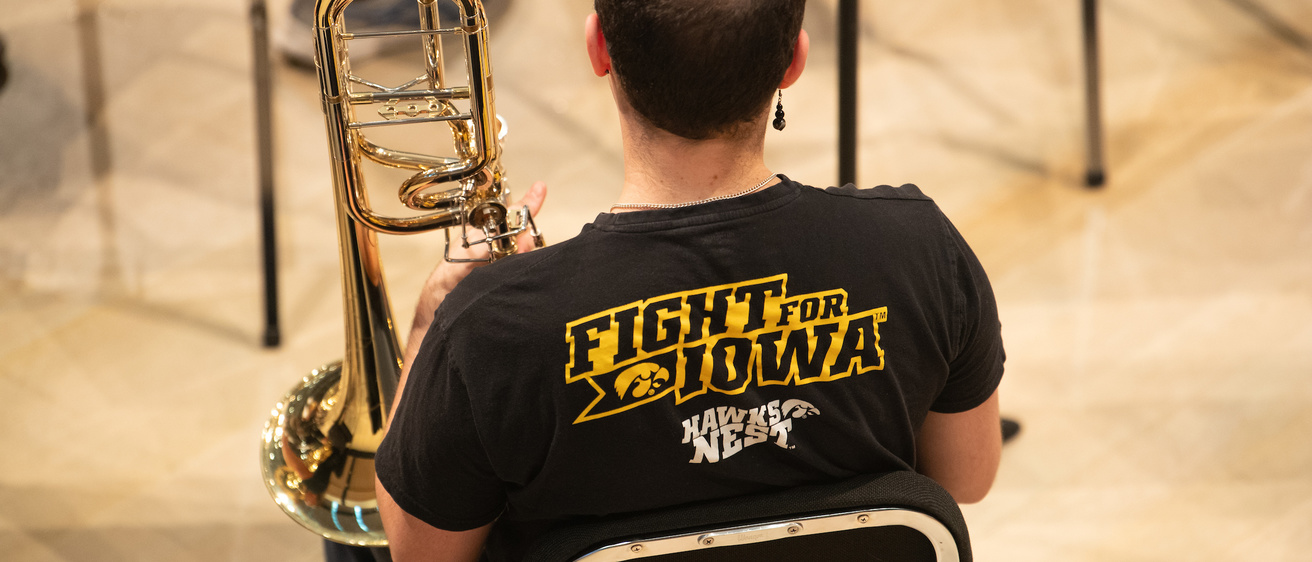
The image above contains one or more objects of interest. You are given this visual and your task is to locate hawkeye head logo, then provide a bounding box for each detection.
[615,362,670,399]
[784,400,820,419]
[565,275,887,423]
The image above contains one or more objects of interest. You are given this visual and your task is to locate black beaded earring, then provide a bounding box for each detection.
[772,90,786,131]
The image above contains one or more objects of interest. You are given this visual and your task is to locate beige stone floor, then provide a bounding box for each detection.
[2,0,1310,560]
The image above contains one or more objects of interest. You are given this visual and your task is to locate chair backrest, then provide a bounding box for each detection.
[522,471,971,562]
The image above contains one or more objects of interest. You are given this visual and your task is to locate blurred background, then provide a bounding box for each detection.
[1,0,1309,560]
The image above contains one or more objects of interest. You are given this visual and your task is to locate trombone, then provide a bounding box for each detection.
[260,0,537,546]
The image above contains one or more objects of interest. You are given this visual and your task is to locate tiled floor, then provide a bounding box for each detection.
[2,0,1310,560]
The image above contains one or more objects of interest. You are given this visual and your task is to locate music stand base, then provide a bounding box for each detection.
[263,328,281,348]
[1085,169,1106,188]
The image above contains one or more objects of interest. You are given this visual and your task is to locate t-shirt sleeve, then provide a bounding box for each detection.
[375,325,507,531]
[930,214,1005,413]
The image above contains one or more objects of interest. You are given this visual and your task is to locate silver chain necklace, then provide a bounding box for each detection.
[609,173,779,211]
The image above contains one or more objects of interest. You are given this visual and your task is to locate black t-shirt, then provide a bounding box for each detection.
[376,176,1004,560]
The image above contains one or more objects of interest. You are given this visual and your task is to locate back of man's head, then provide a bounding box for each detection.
[595,0,806,141]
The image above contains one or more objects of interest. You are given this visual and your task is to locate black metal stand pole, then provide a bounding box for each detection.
[838,0,858,187]
[252,0,281,347]
[1082,0,1106,188]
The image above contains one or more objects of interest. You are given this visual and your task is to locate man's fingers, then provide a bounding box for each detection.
[512,181,548,251]
[443,181,547,262]
[515,181,547,216]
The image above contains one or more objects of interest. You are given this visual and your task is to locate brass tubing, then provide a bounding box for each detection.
[349,112,473,128]
[348,86,470,103]
[357,136,460,171]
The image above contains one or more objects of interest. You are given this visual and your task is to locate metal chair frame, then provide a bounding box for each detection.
[573,506,960,562]
[523,471,970,562]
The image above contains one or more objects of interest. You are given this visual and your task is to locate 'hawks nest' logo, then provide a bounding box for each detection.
[565,275,887,423]
[681,399,820,464]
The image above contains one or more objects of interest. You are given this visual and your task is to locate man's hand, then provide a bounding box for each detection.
[412,181,549,323]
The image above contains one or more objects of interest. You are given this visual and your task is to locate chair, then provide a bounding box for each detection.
[523,471,971,562]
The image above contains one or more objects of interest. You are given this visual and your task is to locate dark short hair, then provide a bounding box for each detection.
[595,0,806,140]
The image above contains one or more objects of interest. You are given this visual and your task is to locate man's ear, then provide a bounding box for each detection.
[584,13,611,77]
[779,29,810,89]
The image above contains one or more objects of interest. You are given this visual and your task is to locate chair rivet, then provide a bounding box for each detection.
[857,514,870,524]
[701,537,715,546]
[630,544,644,553]
[786,523,802,534]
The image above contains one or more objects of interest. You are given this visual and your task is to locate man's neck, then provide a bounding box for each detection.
[612,118,775,210]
